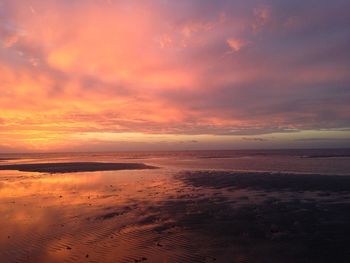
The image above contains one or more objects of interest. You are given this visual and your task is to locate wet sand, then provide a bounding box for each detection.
[1,165,350,262]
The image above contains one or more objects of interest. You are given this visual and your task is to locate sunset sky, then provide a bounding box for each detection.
[1,0,350,152]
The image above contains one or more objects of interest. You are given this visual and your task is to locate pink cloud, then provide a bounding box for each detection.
[226,38,248,52]
[0,0,349,151]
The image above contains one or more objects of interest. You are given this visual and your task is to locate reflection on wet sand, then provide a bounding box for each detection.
[0,168,183,262]
[1,166,350,262]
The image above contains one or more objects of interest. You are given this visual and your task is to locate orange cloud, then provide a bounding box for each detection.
[0,0,349,151]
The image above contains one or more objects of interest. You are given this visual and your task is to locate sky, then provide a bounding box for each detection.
[0,0,350,152]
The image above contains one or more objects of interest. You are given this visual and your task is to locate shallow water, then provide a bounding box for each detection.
[1,150,350,262]
[2,149,350,174]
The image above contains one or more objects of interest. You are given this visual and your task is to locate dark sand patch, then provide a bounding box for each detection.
[158,170,350,262]
[177,170,350,192]
[0,162,157,173]
[94,206,133,220]
[302,154,350,158]
[126,196,350,262]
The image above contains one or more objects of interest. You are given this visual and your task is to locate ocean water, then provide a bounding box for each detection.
[1,148,350,174]
[1,149,350,262]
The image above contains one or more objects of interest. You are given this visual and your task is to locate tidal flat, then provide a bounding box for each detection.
[1,160,350,262]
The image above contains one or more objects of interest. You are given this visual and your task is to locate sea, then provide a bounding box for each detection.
[1,148,350,174]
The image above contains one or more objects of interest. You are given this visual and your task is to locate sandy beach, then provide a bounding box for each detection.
[1,155,350,262]
[0,162,157,173]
